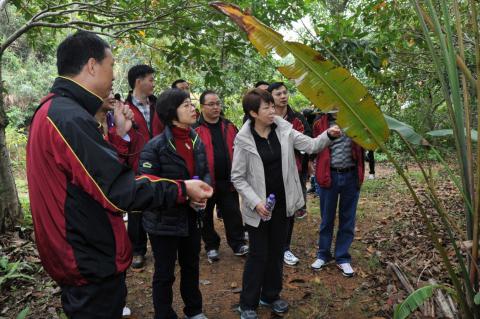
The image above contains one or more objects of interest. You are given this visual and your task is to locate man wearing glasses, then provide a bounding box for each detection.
[194,90,248,262]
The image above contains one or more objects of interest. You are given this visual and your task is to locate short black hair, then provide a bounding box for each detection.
[155,89,190,126]
[242,89,274,121]
[171,79,187,88]
[57,31,110,76]
[199,90,217,105]
[267,82,287,93]
[128,64,155,89]
[254,81,269,88]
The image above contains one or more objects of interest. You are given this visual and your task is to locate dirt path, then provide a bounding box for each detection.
[125,165,397,319]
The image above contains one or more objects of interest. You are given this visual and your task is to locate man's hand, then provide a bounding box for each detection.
[255,202,271,219]
[184,179,213,203]
[327,125,342,138]
[113,101,134,137]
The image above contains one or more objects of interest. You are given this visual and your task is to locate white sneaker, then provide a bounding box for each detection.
[283,250,299,265]
[337,263,355,277]
[311,258,326,270]
[368,174,375,180]
[122,306,131,317]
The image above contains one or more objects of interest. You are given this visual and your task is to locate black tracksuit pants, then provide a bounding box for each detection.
[240,203,288,310]
[127,212,148,256]
[61,273,127,319]
[201,183,246,252]
[149,214,202,319]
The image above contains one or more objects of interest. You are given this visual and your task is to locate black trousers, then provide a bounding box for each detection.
[240,204,288,310]
[127,212,147,256]
[149,215,202,319]
[367,151,375,175]
[61,273,126,319]
[201,183,245,252]
[285,170,307,251]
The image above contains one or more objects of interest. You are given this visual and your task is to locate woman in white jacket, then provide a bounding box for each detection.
[231,89,341,319]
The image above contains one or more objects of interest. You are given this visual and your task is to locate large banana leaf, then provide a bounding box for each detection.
[385,115,430,146]
[427,129,478,142]
[210,2,389,150]
[394,284,456,319]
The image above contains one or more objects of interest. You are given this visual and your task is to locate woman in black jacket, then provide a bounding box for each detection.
[139,88,210,319]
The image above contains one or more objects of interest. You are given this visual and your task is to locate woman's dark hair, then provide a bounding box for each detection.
[57,31,110,76]
[127,64,155,89]
[242,88,274,120]
[199,90,217,105]
[155,89,190,126]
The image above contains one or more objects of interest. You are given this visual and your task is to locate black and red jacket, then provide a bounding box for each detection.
[313,114,365,188]
[194,114,237,187]
[283,105,311,172]
[123,94,164,172]
[26,77,186,286]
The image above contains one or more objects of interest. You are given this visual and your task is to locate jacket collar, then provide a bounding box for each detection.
[50,77,103,116]
[235,116,292,154]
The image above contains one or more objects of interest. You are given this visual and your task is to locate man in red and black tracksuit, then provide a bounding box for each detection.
[123,64,165,270]
[26,31,212,319]
[194,90,248,262]
[268,82,311,267]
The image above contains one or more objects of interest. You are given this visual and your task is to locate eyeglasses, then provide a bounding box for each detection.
[203,102,222,108]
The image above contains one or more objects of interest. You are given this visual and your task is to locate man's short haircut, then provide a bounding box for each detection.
[57,31,110,76]
[267,82,287,93]
[155,89,190,126]
[127,65,155,90]
[171,79,187,88]
[242,89,274,121]
[254,81,270,88]
[199,90,217,105]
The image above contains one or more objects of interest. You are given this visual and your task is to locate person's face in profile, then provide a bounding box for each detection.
[137,73,155,96]
[91,48,114,99]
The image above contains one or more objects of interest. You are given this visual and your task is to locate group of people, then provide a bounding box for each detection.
[26,31,367,319]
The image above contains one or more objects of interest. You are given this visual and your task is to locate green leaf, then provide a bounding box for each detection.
[394,285,441,319]
[474,292,480,305]
[16,307,29,319]
[210,2,389,150]
[427,129,478,142]
[384,115,430,146]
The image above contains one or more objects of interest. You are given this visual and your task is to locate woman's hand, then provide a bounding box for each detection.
[184,179,213,202]
[255,202,271,219]
[327,125,342,138]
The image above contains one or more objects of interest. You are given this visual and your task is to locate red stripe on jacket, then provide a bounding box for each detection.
[313,115,365,188]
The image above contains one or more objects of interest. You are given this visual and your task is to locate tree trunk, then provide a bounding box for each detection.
[0,52,23,233]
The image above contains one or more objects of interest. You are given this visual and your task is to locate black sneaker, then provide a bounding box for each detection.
[237,307,258,319]
[234,245,249,256]
[259,299,289,314]
[206,249,219,263]
[131,255,145,270]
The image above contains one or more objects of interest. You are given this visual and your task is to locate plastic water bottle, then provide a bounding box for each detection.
[263,194,276,221]
[191,176,205,214]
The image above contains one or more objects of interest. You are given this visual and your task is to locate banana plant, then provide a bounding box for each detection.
[210,1,479,317]
[210,1,389,151]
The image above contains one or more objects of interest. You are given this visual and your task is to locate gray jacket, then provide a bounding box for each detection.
[231,116,331,227]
